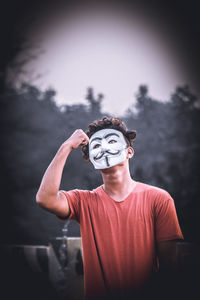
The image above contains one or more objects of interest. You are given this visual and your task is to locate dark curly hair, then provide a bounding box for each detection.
[82,116,137,161]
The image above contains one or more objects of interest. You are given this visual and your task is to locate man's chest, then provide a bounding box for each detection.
[83,196,155,233]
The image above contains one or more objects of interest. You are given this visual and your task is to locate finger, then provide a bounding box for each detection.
[82,135,89,143]
[80,138,88,146]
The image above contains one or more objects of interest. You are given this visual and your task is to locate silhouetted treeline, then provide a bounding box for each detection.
[0,83,200,245]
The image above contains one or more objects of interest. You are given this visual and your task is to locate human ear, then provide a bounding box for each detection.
[126,147,134,159]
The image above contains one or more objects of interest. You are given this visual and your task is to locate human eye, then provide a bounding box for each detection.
[108,139,117,144]
[93,143,101,149]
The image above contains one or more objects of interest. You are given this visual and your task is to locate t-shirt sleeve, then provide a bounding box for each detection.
[154,192,184,242]
[59,189,81,223]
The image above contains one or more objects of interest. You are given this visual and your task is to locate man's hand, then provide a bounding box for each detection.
[64,129,89,150]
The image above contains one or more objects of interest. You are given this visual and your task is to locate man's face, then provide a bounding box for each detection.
[89,128,127,169]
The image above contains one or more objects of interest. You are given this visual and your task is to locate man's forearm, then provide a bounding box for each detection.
[36,129,89,214]
[36,142,72,202]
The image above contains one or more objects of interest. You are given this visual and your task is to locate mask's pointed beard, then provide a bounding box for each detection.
[105,156,110,167]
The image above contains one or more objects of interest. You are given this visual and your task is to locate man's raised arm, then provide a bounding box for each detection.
[36,129,89,218]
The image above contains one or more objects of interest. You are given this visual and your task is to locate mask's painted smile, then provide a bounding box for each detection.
[89,129,127,169]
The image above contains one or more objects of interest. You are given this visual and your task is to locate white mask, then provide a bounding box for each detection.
[89,128,127,169]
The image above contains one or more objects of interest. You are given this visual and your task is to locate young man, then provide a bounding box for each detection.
[36,117,183,300]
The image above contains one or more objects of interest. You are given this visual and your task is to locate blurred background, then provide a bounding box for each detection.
[0,0,200,299]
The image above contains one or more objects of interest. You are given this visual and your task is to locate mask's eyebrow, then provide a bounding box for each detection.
[90,137,102,144]
[104,133,120,139]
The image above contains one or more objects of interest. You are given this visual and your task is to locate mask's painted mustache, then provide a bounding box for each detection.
[94,150,120,161]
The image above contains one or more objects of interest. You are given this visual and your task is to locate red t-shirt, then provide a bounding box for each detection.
[61,182,183,300]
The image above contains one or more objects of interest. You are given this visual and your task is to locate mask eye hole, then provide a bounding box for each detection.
[93,144,101,149]
[108,139,117,144]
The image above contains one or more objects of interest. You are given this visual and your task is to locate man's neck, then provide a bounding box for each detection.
[101,163,136,202]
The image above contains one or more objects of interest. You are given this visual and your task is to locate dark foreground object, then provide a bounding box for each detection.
[0,240,199,300]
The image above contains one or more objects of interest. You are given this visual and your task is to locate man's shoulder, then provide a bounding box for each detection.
[136,182,171,199]
[66,185,102,198]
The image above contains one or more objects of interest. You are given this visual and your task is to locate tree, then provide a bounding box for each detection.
[85,87,104,116]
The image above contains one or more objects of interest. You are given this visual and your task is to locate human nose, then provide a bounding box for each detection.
[101,139,109,151]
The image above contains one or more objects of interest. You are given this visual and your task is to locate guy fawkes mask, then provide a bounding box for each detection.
[89,128,127,169]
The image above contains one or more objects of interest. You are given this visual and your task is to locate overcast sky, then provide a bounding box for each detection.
[15,2,197,115]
